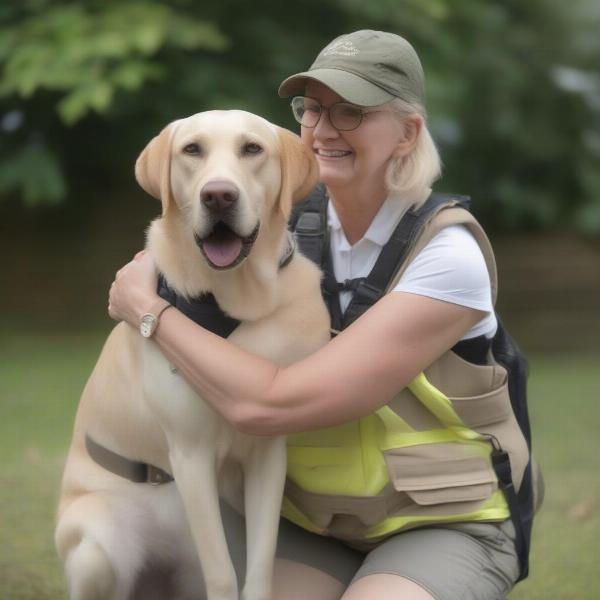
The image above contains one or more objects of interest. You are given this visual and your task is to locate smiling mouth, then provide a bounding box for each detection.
[194,222,259,270]
[315,149,352,158]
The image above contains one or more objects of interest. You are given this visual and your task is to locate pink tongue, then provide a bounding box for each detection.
[202,235,243,267]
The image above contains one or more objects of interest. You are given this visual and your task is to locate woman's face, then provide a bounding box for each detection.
[300,81,406,192]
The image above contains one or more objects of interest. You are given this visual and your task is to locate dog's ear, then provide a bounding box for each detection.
[135,121,179,214]
[276,126,320,217]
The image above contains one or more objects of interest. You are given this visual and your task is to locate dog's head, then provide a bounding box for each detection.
[136,110,318,271]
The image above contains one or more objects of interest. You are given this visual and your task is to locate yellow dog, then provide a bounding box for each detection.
[55,111,330,600]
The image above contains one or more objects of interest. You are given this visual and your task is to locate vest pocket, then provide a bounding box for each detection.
[449,379,511,428]
[448,378,529,492]
[384,442,497,507]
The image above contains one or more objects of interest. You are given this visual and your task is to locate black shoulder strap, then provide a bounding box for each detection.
[341,192,470,329]
[290,184,344,331]
[290,188,471,333]
[289,184,329,271]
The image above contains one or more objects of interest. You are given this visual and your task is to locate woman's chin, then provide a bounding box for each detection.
[318,165,353,188]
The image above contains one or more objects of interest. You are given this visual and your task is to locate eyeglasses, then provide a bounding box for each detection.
[290,96,381,132]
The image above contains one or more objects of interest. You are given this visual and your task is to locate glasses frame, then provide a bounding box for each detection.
[290,96,382,132]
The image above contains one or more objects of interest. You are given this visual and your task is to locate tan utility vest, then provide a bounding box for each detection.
[281,202,530,547]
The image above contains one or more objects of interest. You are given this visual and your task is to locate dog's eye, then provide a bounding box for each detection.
[242,142,263,155]
[183,143,202,156]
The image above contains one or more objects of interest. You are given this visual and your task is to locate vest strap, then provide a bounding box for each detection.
[291,187,471,332]
[492,446,530,579]
[342,193,470,329]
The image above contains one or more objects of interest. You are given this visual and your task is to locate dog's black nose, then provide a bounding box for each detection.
[200,181,239,213]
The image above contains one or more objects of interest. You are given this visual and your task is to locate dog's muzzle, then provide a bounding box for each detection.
[195,180,259,270]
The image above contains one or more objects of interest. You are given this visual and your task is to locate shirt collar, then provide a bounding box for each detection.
[327,194,411,247]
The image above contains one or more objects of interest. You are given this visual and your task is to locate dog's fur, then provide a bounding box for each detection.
[55,110,330,600]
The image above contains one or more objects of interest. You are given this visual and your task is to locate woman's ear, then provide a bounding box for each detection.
[394,114,423,159]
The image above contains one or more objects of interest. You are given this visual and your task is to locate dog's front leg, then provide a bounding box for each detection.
[241,436,287,600]
[170,448,238,600]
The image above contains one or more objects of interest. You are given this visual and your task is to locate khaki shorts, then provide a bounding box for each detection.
[221,502,520,600]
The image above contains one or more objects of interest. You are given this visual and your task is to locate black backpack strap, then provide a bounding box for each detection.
[341,193,470,329]
[290,189,471,333]
[290,184,329,270]
[491,316,534,581]
[490,439,532,581]
[290,184,344,333]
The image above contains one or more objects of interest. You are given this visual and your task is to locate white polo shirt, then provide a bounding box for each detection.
[327,196,498,340]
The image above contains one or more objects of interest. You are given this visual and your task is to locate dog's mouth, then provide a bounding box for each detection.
[194,222,259,270]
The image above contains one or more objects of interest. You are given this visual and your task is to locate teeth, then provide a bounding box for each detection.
[316,149,350,157]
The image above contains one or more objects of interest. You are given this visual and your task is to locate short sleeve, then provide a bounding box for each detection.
[392,225,497,338]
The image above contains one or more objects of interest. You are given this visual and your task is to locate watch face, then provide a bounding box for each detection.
[140,314,156,338]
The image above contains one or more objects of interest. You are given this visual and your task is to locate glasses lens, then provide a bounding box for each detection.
[291,97,321,128]
[330,103,362,131]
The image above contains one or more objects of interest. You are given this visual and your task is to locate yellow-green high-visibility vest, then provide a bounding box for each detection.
[281,204,530,547]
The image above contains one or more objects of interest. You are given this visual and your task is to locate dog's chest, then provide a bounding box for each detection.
[140,341,258,464]
[142,341,222,431]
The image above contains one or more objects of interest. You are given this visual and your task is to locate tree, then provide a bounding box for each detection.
[1,0,599,233]
[0,0,227,205]
[338,0,600,232]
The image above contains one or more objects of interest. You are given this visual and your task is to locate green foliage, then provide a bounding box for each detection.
[338,0,600,232]
[438,0,600,233]
[0,0,599,233]
[0,1,227,123]
[0,0,228,206]
[0,138,65,205]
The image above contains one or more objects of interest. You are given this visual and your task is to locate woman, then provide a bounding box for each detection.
[110,30,524,600]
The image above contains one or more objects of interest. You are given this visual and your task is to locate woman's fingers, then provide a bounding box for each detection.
[106,251,158,326]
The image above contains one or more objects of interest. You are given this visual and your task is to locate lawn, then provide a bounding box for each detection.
[1,332,598,599]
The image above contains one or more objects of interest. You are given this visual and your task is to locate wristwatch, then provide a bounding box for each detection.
[139,298,172,338]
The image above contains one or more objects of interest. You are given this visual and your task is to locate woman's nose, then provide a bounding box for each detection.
[313,109,339,139]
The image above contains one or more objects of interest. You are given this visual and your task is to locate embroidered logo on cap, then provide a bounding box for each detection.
[322,40,359,57]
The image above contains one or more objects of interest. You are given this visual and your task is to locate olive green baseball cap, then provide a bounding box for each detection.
[278,30,425,107]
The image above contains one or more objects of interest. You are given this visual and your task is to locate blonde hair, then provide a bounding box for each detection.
[384,98,442,207]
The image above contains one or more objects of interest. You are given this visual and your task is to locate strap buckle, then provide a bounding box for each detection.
[295,212,322,235]
[354,280,384,304]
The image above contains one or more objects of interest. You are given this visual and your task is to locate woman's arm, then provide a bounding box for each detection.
[109,252,484,436]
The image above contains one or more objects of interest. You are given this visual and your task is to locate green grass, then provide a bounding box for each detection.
[508,353,600,600]
[1,332,108,600]
[1,332,599,599]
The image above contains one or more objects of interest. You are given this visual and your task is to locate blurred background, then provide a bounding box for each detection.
[1,1,599,598]
[1,0,600,346]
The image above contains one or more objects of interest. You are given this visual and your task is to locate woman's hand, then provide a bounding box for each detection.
[108,250,160,326]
